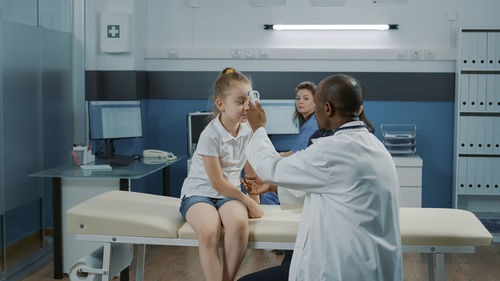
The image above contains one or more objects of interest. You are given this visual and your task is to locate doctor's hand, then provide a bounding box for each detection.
[241,176,277,195]
[247,100,266,132]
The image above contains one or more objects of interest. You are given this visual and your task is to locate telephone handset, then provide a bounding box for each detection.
[143,149,177,161]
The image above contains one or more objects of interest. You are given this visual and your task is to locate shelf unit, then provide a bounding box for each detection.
[453,28,500,243]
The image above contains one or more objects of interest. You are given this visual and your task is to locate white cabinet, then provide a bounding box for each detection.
[454,28,500,243]
[394,155,423,208]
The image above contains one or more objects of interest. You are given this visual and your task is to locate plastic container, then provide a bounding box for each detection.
[380,124,416,155]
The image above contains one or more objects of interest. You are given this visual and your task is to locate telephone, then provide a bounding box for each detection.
[143,149,177,161]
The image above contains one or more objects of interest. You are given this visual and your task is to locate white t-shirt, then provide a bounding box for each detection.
[180,115,253,199]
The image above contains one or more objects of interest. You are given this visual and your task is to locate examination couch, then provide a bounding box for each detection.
[67,191,493,281]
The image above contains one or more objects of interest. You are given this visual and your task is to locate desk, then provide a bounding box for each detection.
[30,157,183,279]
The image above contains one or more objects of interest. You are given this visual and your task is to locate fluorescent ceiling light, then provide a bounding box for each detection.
[264,24,398,31]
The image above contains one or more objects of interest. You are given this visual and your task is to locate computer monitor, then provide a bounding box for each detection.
[260,99,299,135]
[88,100,143,158]
[187,111,213,156]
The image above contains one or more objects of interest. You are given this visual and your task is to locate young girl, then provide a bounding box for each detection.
[179,67,264,281]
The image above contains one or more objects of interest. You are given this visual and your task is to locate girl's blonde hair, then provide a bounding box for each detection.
[212,67,252,119]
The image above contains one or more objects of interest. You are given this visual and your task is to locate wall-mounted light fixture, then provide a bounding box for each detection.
[264,24,398,31]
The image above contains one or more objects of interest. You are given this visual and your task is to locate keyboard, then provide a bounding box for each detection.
[106,155,135,167]
[80,164,112,170]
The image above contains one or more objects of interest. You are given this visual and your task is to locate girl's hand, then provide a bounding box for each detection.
[244,196,264,218]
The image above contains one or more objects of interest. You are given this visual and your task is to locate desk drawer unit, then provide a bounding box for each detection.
[394,155,423,208]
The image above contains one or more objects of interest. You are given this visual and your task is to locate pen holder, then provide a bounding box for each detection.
[71,150,84,167]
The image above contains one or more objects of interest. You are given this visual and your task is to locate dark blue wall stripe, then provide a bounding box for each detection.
[86,71,455,101]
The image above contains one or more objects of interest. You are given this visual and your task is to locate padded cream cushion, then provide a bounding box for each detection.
[400,208,492,246]
[68,191,492,247]
[178,205,301,243]
[67,191,184,238]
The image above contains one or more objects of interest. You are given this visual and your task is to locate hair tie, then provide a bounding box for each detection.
[223,68,234,74]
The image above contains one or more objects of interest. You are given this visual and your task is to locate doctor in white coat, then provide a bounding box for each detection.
[244,74,403,281]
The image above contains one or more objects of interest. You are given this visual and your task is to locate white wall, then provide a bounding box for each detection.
[85,0,500,72]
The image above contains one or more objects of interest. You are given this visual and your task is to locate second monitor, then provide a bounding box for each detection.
[259,99,299,135]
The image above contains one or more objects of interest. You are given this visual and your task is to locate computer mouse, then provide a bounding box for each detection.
[132,154,141,160]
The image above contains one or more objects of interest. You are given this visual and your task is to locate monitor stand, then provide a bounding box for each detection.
[103,139,115,159]
[99,139,135,166]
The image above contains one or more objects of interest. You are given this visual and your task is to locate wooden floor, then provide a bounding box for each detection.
[20,243,500,281]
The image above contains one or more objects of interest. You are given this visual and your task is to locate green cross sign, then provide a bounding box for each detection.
[107,25,120,38]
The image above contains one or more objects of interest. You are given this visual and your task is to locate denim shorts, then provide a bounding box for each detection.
[179,195,238,220]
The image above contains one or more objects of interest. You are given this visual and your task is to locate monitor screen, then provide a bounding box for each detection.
[89,100,143,140]
[260,99,299,135]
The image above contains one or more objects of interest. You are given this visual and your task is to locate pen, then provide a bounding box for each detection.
[88,143,92,151]
[72,151,81,166]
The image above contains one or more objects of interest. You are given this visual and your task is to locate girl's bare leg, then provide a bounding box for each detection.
[218,200,249,281]
[186,203,223,281]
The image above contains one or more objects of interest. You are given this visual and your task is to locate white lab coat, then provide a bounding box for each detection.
[246,121,403,281]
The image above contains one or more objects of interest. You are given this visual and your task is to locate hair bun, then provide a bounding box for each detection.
[222,67,235,74]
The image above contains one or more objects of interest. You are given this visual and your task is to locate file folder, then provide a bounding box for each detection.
[483,158,493,194]
[468,74,478,111]
[466,157,475,194]
[494,158,500,195]
[484,117,494,154]
[475,157,484,193]
[466,116,474,154]
[496,75,500,111]
[460,74,470,112]
[494,117,500,154]
[461,32,474,69]
[474,116,485,154]
[469,32,479,70]
[496,33,500,70]
[487,32,496,70]
[458,116,468,154]
[478,33,487,70]
[486,74,496,112]
[457,157,467,194]
[477,75,487,111]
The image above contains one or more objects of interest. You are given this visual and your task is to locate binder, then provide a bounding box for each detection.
[466,157,475,194]
[457,157,467,194]
[484,117,494,154]
[461,32,474,69]
[470,32,480,70]
[475,157,484,193]
[477,75,487,111]
[494,158,500,195]
[496,33,500,70]
[494,117,500,154]
[458,116,468,154]
[460,74,470,112]
[486,74,496,112]
[487,32,496,70]
[468,74,478,111]
[478,33,487,70]
[475,117,486,154]
[483,158,493,194]
[496,75,500,112]
[466,116,475,154]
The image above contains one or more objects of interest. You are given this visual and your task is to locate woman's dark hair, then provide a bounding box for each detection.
[360,85,375,134]
[293,81,316,128]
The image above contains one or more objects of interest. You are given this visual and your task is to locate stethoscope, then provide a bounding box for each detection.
[321,124,368,137]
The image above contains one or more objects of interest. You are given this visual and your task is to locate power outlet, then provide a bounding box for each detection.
[410,49,422,59]
[188,0,200,8]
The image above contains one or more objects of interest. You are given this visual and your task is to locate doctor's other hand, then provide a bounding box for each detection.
[247,100,266,132]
